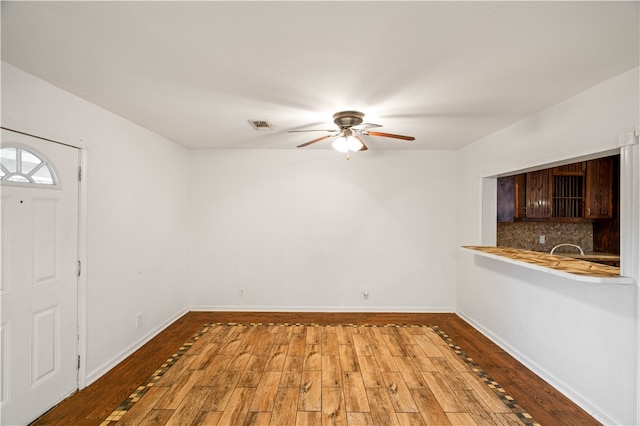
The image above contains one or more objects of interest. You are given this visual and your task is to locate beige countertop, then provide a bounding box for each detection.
[461,246,631,284]
[556,252,620,262]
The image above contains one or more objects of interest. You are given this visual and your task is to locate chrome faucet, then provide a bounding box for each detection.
[550,243,585,256]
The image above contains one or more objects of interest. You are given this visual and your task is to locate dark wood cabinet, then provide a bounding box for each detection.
[585,157,614,219]
[497,176,515,222]
[525,169,553,218]
[497,174,526,222]
[551,162,585,218]
[497,157,616,222]
[497,155,619,255]
[592,156,619,253]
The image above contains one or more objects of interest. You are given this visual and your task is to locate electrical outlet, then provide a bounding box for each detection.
[135,311,143,328]
[239,288,245,297]
[363,289,369,299]
[539,235,546,244]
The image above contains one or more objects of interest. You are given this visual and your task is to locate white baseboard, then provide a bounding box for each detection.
[85,307,188,386]
[189,305,454,313]
[456,310,617,426]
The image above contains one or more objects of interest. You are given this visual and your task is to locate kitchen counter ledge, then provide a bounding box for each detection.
[461,246,634,284]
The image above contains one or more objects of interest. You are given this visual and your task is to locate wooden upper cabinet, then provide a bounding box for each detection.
[498,157,616,222]
[497,176,515,222]
[585,157,614,219]
[496,174,526,222]
[526,169,553,218]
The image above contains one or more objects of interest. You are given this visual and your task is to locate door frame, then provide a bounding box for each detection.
[1,125,89,390]
[77,146,88,389]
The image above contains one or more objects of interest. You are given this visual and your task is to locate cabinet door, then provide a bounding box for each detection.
[514,174,526,219]
[585,157,613,219]
[497,176,515,222]
[526,169,552,218]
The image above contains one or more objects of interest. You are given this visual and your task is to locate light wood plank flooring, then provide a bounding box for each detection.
[31,313,600,426]
[103,323,528,425]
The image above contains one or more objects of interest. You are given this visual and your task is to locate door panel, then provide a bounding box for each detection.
[0,130,79,425]
[32,305,59,386]
[33,198,59,284]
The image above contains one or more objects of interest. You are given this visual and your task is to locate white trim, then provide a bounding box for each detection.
[619,138,640,426]
[619,143,639,279]
[618,130,639,148]
[76,148,88,389]
[189,305,454,313]
[85,308,188,386]
[481,177,497,246]
[456,309,617,426]
[1,119,88,150]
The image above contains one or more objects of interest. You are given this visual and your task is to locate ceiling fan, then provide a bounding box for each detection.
[290,111,415,159]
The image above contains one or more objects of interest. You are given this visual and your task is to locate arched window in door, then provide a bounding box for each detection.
[0,146,58,185]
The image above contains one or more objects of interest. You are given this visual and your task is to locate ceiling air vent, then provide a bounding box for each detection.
[248,119,273,130]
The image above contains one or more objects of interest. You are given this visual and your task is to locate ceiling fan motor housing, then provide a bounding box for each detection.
[333,111,364,128]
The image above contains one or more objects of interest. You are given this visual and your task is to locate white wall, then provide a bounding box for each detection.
[1,62,191,384]
[456,67,639,425]
[188,149,457,312]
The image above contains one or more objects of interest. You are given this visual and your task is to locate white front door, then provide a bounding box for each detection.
[1,129,79,425]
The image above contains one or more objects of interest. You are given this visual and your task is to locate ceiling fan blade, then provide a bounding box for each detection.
[355,135,368,151]
[289,129,336,133]
[296,134,333,148]
[366,131,415,141]
[352,123,382,130]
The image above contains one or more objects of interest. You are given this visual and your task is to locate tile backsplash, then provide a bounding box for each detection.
[496,221,593,253]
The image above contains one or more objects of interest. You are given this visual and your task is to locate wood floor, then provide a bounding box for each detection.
[104,323,527,425]
[32,312,600,426]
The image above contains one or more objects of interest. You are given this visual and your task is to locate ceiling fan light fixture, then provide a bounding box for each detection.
[332,135,364,153]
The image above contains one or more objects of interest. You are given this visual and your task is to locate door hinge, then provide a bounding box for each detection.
[78,166,82,181]
[77,355,81,370]
[77,260,81,277]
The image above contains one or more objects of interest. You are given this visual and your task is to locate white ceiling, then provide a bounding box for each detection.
[1,1,638,150]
